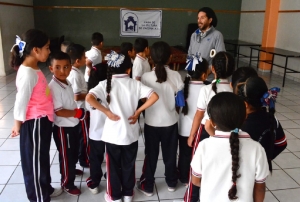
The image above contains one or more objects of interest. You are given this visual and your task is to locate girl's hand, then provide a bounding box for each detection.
[187,135,195,147]
[106,110,120,121]
[128,111,141,124]
[11,121,22,137]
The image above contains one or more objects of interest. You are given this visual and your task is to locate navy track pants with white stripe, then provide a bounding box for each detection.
[184,124,210,202]
[20,117,53,202]
[53,123,80,189]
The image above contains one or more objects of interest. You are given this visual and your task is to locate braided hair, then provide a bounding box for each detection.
[207,92,246,200]
[151,41,171,83]
[182,58,209,115]
[106,54,131,104]
[211,52,235,94]
[236,76,275,172]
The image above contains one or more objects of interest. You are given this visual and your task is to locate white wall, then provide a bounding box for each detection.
[273,1,300,81]
[238,0,266,67]
[0,0,34,76]
[238,0,300,82]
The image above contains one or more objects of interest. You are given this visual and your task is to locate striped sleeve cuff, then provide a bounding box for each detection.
[74,91,82,95]
[255,177,267,183]
[274,136,287,146]
[191,169,202,178]
[89,92,98,99]
[197,107,205,111]
[54,107,63,112]
[147,90,154,99]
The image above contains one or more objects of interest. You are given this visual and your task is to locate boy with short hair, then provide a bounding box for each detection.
[48,51,86,196]
[67,43,90,168]
[85,32,104,82]
[132,38,151,81]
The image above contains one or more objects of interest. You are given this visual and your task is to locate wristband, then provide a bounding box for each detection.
[74,108,86,120]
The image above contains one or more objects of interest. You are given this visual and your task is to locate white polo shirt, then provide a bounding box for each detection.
[141,67,184,127]
[89,74,154,145]
[67,67,88,109]
[132,54,151,80]
[85,47,102,82]
[179,81,205,137]
[197,79,232,124]
[86,90,108,141]
[48,76,79,127]
[191,130,269,202]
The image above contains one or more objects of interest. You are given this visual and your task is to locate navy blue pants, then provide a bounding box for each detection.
[178,135,193,184]
[140,123,178,192]
[105,141,138,201]
[87,139,105,189]
[20,117,53,202]
[53,123,81,189]
[78,113,90,167]
[184,125,209,202]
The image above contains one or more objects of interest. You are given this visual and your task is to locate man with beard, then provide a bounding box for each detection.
[188,7,225,66]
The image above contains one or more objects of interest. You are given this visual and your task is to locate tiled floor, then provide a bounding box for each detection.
[0,64,300,202]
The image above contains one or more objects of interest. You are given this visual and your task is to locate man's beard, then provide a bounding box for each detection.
[199,23,209,32]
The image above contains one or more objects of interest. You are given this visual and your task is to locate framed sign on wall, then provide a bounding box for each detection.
[120,9,162,38]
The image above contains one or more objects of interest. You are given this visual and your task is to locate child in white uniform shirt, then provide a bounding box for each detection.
[67,44,90,168]
[178,58,209,185]
[184,51,235,202]
[137,41,184,195]
[48,52,86,196]
[85,32,103,82]
[86,52,158,202]
[190,92,269,202]
[86,63,108,194]
[132,38,151,81]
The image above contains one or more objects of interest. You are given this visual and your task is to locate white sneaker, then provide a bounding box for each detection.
[123,195,133,202]
[104,192,122,202]
[89,186,99,194]
[168,187,176,192]
[50,187,63,197]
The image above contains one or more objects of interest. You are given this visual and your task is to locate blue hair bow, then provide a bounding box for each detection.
[10,35,26,57]
[261,87,280,109]
[185,52,203,72]
[104,50,125,68]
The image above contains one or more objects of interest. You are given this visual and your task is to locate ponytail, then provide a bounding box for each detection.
[182,75,191,115]
[10,29,49,70]
[151,41,171,83]
[155,63,167,83]
[10,45,24,70]
[106,67,113,104]
[228,130,241,200]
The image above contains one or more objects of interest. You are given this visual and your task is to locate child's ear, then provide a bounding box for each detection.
[75,58,81,64]
[49,65,54,73]
[201,72,207,81]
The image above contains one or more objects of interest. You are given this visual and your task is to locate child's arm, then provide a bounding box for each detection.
[11,120,22,137]
[188,110,205,147]
[86,93,120,121]
[86,59,93,76]
[253,182,266,202]
[191,175,201,187]
[55,109,76,117]
[204,119,215,136]
[128,92,159,124]
[74,93,87,101]
[55,108,86,120]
